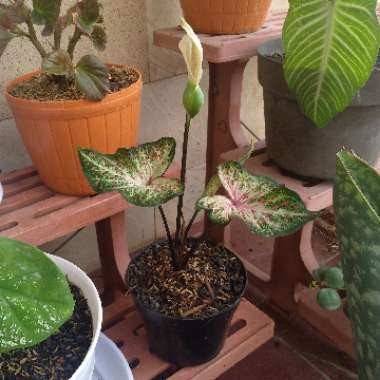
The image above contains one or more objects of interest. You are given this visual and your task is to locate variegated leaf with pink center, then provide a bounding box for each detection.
[197,162,317,237]
[78,137,184,207]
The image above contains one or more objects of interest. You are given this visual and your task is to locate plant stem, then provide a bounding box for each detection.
[158,206,178,269]
[67,27,82,59]
[25,17,47,58]
[184,209,199,242]
[175,113,192,247]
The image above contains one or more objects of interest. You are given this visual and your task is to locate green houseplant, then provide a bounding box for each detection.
[0,236,103,380]
[78,18,317,367]
[1,0,142,196]
[257,0,380,179]
[314,149,380,380]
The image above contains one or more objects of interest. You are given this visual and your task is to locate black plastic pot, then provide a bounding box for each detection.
[257,39,380,180]
[127,242,247,367]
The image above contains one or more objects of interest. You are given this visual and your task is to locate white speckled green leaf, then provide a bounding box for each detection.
[197,162,317,237]
[334,149,380,380]
[283,0,380,128]
[79,137,184,207]
[0,238,74,353]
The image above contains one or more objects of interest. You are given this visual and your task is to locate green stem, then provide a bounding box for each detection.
[67,27,82,59]
[158,206,178,269]
[174,113,192,248]
[25,17,47,58]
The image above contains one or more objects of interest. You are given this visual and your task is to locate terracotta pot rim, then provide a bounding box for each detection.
[4,63,142,108]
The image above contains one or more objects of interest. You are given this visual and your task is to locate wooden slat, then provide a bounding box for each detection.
[104,298,274,380]
[154,11,287,63]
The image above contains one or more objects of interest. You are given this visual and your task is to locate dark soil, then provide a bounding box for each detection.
[0,285,93,380]
[10,66,139,101]
[126,240,246,319]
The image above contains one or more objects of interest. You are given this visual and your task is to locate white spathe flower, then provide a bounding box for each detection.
[178,18,203,86]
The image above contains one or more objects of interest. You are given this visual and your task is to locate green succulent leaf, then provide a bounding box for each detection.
[75,55,110,101]
[42,50,73,76]
[32,0,61,26]
[77,0,101,35]
[91,25,106,51]
[0,26,14,57]
[283,0,380,128]
[78,137,184,207]
[317,288,342,311]
[197,161,317,237]
[0,237,74,353]
[334,149,380,379]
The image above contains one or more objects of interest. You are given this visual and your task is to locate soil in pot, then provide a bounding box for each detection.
[126,240,247,366]
[0,285,93,380]
[10,66,139,101]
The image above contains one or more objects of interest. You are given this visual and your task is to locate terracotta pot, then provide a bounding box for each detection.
[5,65,142,196]
[180,0,272,35]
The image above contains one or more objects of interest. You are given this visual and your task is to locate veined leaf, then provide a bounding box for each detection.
[0,237,74,353]
[91,24,106,51]
[77,0,101,35]
[75,55,109,100]
[197,161,317,237]
[42,50,73,76]
[32,0,61,27]
[283,0,380,128]
[78,138,184,207]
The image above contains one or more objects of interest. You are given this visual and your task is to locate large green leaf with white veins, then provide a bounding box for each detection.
[283,0,380,128]
[0,237,74,353]
[197,161,317,237]
[79,137,184,207]
[334,149,380,380]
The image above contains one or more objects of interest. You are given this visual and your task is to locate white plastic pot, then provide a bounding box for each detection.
[49,255,103,380]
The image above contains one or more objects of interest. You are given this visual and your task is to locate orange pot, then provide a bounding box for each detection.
[5,65,142,196]
[180,0,272,34]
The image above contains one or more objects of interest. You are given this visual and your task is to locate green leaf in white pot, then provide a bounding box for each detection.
[0,237,74,353]
[197,161,318,237]
[78,137,185,207]
[42,50,73,76]
[75,55,110,100]
[283,0,380,128]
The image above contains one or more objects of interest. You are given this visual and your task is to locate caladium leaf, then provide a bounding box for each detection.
[42,50,73,76]
[0,237,74,353]
[197,161,317,237]
[91,25,106,51]
[77,0,101,35]
[32,0,61,27]
[78,137,184,207]
[283,0,380,128]
[75,55,109,100]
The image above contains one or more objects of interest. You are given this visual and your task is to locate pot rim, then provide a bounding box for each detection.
[48,254,102,380]
[127,239,247,322]
[4,63,142,108]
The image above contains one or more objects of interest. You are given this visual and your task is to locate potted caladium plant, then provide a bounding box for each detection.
[1,0,142,195]
[78,18,317,366]
[0,237,102,380]
[313,149,380,380]
[257,0,380,179]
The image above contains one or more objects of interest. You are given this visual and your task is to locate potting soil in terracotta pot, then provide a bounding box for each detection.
[257,39,380,180]
[126,240,247,367]
[0,285,93,380]
[5,65,142,196]
[180,0,272,34]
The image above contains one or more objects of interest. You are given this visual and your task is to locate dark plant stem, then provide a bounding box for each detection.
[174,113,192,248]
[25,17,47,58]
[53,22,62,51]
[184,209,199,242]
[158,206,178,269]
[67,27,82,59]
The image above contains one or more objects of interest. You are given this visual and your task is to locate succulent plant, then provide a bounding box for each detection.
[283,0,380,128]
[0,0,110,100]
[78,19,317,271]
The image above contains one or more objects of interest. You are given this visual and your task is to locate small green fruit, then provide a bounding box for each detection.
[183,81,204,118]
[317,288,342,311]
